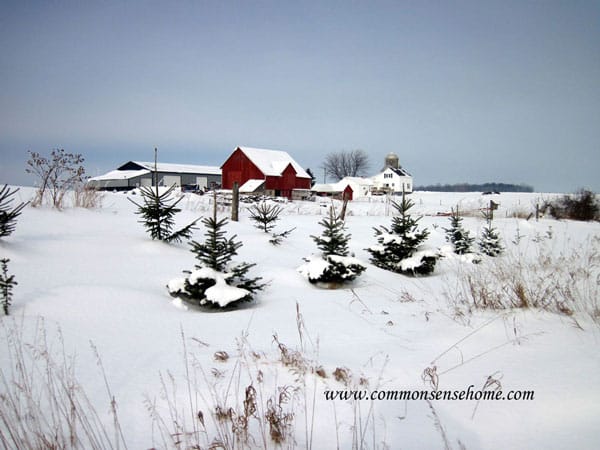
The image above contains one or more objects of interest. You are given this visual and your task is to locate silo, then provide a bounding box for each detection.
[384,152,399,169]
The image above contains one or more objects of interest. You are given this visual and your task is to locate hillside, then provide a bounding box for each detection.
[1,188,599,449]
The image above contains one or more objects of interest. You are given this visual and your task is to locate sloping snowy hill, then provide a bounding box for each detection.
[1,188,599,449]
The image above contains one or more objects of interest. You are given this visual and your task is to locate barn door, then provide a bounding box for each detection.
[162,175,181,187]
[196,176,208,190]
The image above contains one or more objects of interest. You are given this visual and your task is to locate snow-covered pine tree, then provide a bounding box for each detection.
[0,185,28,239]
[311,206,350,257]
[129,183,199,243]
[366,193,438,275]
[443,206,475,254]
[1,258,17,315]
[299,206,366,285]
[478,211,504,257]
[168,202,264,308]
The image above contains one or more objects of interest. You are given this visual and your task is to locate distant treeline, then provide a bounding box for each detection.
[415,182,534,193]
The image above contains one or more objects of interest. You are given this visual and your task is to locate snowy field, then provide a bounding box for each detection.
[1,188,599,449]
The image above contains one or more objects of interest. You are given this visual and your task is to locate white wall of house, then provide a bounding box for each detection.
[371,168,413,193]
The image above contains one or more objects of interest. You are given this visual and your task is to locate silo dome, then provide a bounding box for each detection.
[384,152,399,169]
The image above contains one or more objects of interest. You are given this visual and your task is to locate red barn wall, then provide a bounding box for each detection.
[343,185,353,201]
[221,148,264,189]
[221,148,311,198]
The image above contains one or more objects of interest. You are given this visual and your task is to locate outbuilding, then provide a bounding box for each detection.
[88,161,221,191]
[221,146,311,199]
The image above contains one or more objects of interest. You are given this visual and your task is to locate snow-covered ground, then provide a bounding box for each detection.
[1,188,599,449]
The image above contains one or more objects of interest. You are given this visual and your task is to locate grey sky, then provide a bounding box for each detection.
[1,0,599,192]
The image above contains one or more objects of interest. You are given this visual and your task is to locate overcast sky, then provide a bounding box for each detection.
[1,0,599,192]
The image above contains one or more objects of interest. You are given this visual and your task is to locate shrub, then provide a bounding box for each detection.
[26,149,86,209]
[548,189,599,221]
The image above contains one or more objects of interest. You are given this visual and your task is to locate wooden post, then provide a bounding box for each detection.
[213,189,217,221]
[535,203,540,221]
[231,182,239,222]
[339,192,348,221]
[489,200,497,222]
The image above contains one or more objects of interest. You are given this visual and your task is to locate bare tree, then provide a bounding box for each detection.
[322,149,370,181]
[26,149,87,209]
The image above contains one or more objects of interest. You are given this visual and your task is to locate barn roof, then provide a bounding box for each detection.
[234,147,311,179]
[120,161,221,175]
[89,169,150,181]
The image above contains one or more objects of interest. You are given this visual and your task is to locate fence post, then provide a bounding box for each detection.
[231,182,239,221]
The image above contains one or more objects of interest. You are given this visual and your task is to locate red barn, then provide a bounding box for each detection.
[221,146,312,199]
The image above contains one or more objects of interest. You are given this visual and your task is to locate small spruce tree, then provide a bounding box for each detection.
[249,200,294,245]
[168,200,264,308]
[478,211,503,257]
[299,206,366,285]
[0,185,29,238]
[248,201,283,233]
[443,206,475,254]
[311,207,351,257]
[1,258,17,315]
[129,183,199,243]
[367,193,438,275]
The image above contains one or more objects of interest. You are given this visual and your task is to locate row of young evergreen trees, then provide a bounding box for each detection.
[132,182,503,309]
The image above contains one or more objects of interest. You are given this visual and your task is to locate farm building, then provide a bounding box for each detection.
[88,161,221,191]
[371,153,413,194]
[312,177,374,200]
[221,146,312,199]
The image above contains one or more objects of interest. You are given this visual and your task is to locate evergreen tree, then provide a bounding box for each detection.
[0,185,29,238]
[248,201,283,233]
[478,210,503,257]
[168,205,264,308]
[310,207,350,257]
[306,168,316,187]
[300,206,366,284]
[1,258,17,315]
[129,184,199,243]
[443,207,475,254]
[367,193,438,275]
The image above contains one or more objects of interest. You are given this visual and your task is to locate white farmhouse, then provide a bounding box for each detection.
[371,153,413,194]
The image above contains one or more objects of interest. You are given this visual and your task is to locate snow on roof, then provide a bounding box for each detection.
[312,177,372,193]
[236,147,311,179]
[312,183,340,193]
[132,161,221,175]
[89,169,150,181]
[239,179,265,193]
[342,177,374,185]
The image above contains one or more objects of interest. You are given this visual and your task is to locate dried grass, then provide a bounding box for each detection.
[445,235,600,325]
[0,318,126,450]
